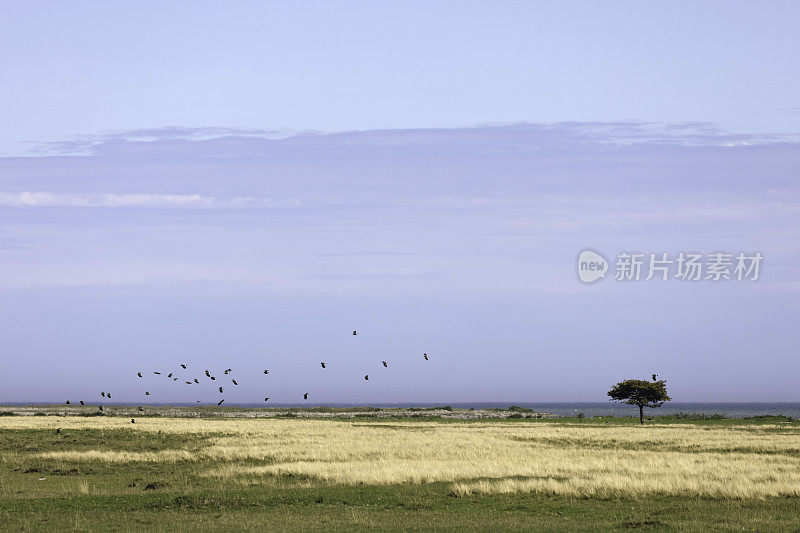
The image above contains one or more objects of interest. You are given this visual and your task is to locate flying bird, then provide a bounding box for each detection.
[153,372,161,375]
[219,387,223,393]
[131,419,135,424]
[205,370,211,377]
[210,376,216,380]
[145,392,151,396]
[264,397,269,402]
[79,401,85,406]
[101,392,106,398]
[185,381,192,384]
[263,370,269,374]
[173,377,178,381]
[423,353,429,360]
[224,368,232,374]
[138,405,144,411]
[382,361,388,368]
[180,364,187,369]
[168,373,173,378]
[98,405,104,412]
[652,374,658,381]
[137,372,142,378]
[65,400,70,405]
[217,399,225,406]
[193,379,199,384]
[303,393,308,400]
[320,362,326,368]
[107,393,112,399]
[364,375,369,380]
[353,330,357,335]
[232,379,238,385]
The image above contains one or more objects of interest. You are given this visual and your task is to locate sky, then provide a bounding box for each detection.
[1,1,799,153]
[0,2,798,403]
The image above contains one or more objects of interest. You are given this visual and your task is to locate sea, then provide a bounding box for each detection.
[7,402,800,418]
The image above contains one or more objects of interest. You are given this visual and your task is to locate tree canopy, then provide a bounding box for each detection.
[607,379,671,425]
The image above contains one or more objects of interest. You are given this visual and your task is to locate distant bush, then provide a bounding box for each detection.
[508,405,534,413]
[742,415,794,423]
[659,412,726,420]
[0,411,16,416]
[77,411,105,417]
[287,407,382,413]
[576,412,585,420]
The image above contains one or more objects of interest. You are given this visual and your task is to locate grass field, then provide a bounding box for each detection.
[2,408,800,530]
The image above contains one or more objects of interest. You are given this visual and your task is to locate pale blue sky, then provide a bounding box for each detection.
[0,3,798,403]
[1,1,799,153]
[1,124,798,403]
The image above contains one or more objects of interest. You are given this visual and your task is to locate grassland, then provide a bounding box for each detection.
[2,408,800,530]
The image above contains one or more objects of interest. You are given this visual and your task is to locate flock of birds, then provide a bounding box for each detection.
[62,330,432,422]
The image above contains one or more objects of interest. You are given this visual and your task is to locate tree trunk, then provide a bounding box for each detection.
[639,404,644,425]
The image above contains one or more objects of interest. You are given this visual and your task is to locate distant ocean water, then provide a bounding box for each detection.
[7,402,800,418]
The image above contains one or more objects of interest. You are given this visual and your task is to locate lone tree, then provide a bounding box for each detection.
[607,379,671,425]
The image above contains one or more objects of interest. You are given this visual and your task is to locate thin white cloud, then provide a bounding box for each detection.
[10,122,800,158]
[0,192,299,209]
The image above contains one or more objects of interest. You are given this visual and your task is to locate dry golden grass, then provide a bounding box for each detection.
[4,417,800,498]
